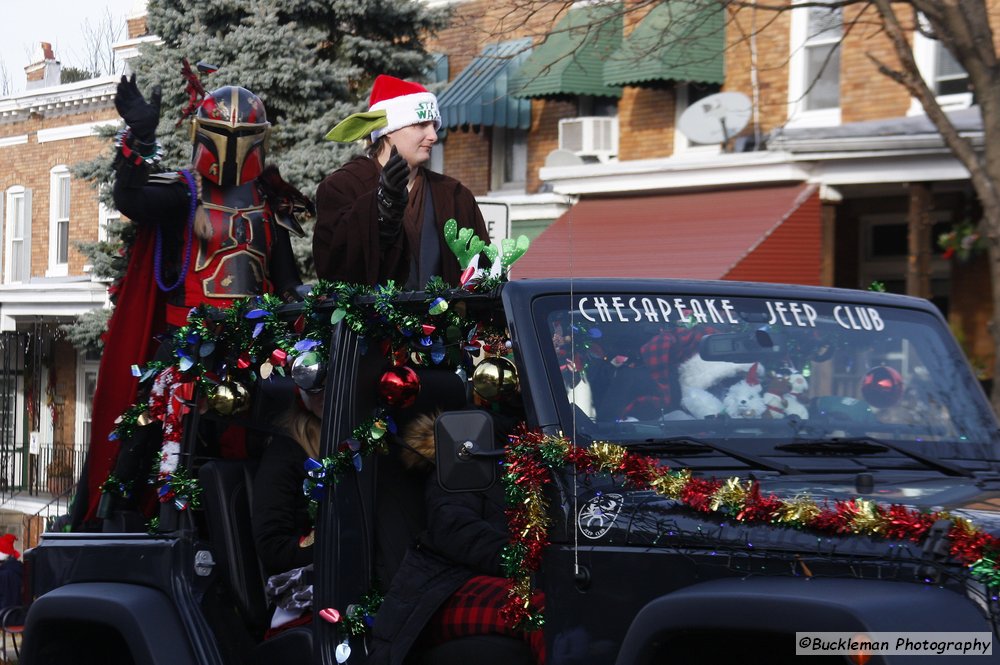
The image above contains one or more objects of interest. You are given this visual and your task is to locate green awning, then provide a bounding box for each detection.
[438,39,533,130]
[510,3,623,99]
[604,1,724,87]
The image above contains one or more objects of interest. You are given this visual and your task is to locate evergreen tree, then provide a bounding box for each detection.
[67,0,446,350]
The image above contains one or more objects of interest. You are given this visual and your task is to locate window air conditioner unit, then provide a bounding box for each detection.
[558,116,618,162]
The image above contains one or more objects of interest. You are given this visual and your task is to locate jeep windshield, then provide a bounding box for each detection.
[534,291,999,462]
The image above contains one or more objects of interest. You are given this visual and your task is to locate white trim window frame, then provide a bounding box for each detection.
[4,185,32,284]
[910,19,972,115]
[787,0,843,128]
[88,199,120,278]
[75,352,100,448]
[489,126,529,194]
[48,165,71,277]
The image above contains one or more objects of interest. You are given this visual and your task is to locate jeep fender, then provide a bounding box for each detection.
[21,582,201,665]
[614,577,995,665]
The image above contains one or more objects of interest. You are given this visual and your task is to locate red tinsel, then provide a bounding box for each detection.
[736,482,783,523]
[949,524,995,564]
[680,477,724,512]
[809,506,849,533]
[883,504,936,541]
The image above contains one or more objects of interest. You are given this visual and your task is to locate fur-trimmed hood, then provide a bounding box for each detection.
[400,411,437,470]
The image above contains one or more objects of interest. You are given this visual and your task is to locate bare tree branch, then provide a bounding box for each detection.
[869,0,997,205]
[76,7,125,77]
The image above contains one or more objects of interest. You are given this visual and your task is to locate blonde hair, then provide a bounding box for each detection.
[281,405,321,460]
[399,411,438,470]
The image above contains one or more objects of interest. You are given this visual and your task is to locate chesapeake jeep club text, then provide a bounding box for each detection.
[576,296,885,332]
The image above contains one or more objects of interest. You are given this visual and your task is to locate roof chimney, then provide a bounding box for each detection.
[25,42,61,90]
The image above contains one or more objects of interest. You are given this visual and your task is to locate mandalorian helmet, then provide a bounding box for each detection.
[190,86,270,187]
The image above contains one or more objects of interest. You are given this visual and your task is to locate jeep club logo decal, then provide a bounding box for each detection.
[578,493,623,540]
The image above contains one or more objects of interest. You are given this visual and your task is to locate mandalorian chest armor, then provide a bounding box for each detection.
[160,177,278,328]
[190,178,274,302]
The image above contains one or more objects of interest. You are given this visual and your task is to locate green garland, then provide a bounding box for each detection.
[99,473,133,499]
[158,466,203,511]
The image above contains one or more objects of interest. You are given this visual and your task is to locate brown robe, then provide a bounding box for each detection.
[313,155,488,286]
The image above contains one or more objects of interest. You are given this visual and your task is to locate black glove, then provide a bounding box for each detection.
[376,146,410,234]
[115,73,161,144]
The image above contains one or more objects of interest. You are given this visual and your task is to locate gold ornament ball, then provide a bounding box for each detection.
[210,382,250,416]
[472,357,519,401]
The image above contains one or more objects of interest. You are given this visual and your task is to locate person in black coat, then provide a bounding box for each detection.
[251,391,321,631]
[370,413,544,665]
[252,434,314,576]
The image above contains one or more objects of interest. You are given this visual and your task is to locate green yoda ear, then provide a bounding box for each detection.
[443,218,487,268]
[324,110,388,143]
[500,235,531,269]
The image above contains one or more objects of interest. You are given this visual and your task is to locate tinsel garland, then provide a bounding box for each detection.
[302,414,394,506]
[341,589,384,637]
[99,473,133,499]
[157,466,203,511]
[500,428,1000,632]
[102,277,497,497]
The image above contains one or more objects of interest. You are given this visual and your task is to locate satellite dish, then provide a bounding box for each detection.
[678,91,752,145]
[545,148,585,167]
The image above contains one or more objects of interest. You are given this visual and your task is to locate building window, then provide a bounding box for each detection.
[49,165,71,276]
[4,186,31,283]
[76,354,100,447]
[86,201,120,276]
[912,24,972,113]
[788,0,842,127]
[490,127,528,192]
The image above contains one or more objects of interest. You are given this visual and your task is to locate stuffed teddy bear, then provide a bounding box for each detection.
[679,353,752,419]
[783,371,810,419]
[762,367,810,419]
[722,363,768,418]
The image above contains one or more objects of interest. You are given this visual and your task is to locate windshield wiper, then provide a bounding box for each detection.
[627,436,797,475]
[776,437,973,478]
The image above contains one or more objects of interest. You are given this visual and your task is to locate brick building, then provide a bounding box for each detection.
[0,16,150,523]
[427,0,992,379]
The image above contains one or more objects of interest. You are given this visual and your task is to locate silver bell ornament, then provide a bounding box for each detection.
[292,352,327,392]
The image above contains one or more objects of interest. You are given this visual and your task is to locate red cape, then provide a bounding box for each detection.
[80,224,165,523]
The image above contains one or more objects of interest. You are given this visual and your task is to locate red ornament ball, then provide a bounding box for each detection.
[378,365,421,408]
[861,365,903,408]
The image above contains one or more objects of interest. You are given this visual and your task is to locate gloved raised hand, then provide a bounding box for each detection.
[377,146,410,232]
[115,73,162,143]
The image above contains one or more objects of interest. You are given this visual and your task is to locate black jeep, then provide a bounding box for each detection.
[18,279,1000,664]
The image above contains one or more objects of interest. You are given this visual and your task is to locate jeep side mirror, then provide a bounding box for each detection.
[435,410,499,492]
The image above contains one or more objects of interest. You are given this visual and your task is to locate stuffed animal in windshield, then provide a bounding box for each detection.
[679,353,752,419]
[722,363,767,418]
[763,367,809,420]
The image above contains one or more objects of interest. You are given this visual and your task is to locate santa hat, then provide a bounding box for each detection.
[325,75,441,143]
[0,534,20,559]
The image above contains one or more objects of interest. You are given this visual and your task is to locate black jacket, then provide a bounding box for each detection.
[369,476,508,665]
[251,436,314,576]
